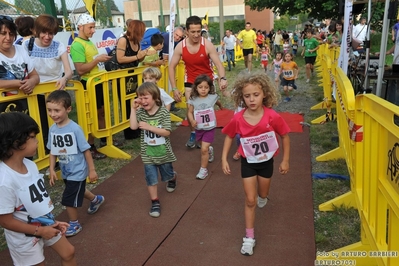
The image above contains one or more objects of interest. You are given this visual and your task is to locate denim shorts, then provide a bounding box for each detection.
[144,163,175,186]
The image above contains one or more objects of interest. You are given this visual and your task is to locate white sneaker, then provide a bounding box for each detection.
[257,196,268,208]
[196,168,208,180]
[306,79,310,83]
[208,146,214,162]
[241,237,256,256]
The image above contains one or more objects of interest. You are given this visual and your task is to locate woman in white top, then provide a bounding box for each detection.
[0,15,39,112]
[24,14,72,90]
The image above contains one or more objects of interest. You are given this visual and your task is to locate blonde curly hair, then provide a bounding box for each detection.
[231,71,280,109]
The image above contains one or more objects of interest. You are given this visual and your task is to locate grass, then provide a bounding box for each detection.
[0,52,360,255]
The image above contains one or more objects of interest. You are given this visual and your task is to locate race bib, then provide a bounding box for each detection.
[50,132,78,155]
[194,108,216,130]
[17,174,54,218]
[240,132,279,163]
[144,128,165,146]
[283,70,294,78]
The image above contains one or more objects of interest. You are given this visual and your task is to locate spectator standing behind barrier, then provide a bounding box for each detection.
[70,14,113,160]
[14,15,35,44]
[0,112,76,266]
[142,67,174,111]
[352,17,367,54]
[23,14,73,153]
[139,33,164,67]
[120,18,132,38]
[46,90,105,237]
[160,26,184,62]
[236,22,257,73]
[0,15,40,114]
[223,29,236,71]
[168,15,227,149]
[115,19,148,140]
[26,14,73,90]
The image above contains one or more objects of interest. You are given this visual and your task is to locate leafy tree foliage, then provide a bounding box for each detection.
[95,0,119,27]
[0,2,10,10]
[244,0,340,19]
[15,0,45,15]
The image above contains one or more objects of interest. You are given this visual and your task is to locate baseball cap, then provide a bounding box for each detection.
[76,14,95,26]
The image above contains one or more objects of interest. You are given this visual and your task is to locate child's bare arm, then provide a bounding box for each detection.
[0,213,61,240]
[84,149,98,183]
[278,134,290,174]
[48,154,58,186]
[129,99,141,130]
[187,104,197,128]
[216,100,223,110]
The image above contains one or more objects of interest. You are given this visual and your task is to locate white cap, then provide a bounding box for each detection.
[166,25,170,32]
[76,14,95,26]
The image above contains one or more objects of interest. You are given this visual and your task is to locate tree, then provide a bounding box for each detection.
[244,0,340,19]
[15,0,45,15]
[0,2,10,10]
[95,0,119,27]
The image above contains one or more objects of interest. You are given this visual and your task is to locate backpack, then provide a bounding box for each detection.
[140,28,161,50]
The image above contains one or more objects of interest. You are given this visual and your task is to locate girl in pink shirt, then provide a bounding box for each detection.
[221,72,290,256]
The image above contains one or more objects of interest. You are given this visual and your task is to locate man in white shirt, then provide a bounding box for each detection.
[223,29,237,71]
[352,17,367,53]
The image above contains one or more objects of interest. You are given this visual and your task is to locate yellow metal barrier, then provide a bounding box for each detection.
[315,38,399,265]
[311,44,336,124]
[235,45,243,62]
[352,94,399,266]
[86,67,144,159]
[317,66,358,211]
[0,81,87,171]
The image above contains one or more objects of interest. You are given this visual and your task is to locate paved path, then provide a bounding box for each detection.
[0,127,315,265]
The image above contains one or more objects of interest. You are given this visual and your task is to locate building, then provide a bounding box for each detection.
[123,0,273,32]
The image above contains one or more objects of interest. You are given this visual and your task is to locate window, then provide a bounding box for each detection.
[144,21,153,27]
[209,15,244,23]
[158,14,170,29]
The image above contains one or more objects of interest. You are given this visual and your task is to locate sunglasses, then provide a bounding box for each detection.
[0,15,13,22]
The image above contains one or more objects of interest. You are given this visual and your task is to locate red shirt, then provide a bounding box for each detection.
[256,35,264,45]
[222,106,290,158]
[181,37,213,83]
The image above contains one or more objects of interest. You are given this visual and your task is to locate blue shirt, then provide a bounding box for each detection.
[47,120,91,181]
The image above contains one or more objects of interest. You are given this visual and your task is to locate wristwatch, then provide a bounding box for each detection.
[220,77,227,81]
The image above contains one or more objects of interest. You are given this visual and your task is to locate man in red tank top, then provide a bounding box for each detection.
[169,15,227,148]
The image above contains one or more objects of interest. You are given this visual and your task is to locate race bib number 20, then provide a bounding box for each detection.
[240,131,279,163]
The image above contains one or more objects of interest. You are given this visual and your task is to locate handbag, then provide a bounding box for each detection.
[105,36,138,71]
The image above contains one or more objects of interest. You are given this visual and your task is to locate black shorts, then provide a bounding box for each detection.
[241,157,274,178]
[305,56,316,65]
[243,48,254,56]
[80,79,104,109]
[281,78,296,87]
[61,179,86,208]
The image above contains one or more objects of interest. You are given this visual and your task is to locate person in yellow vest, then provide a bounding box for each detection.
[70,14,113,160]
[236,22,257,73]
